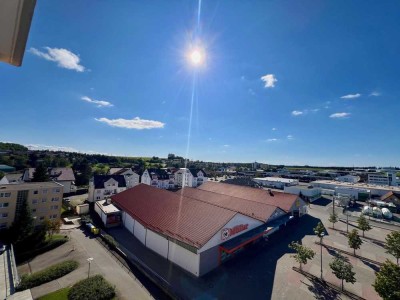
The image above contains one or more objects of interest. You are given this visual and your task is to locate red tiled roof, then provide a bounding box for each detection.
[176,187,281,222]
[111,184,237,249]
[380,191,400,201]
[198,181,299,212]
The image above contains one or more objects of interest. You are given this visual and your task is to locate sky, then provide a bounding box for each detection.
[1,0,400,167]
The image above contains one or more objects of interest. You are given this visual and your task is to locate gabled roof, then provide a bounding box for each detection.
[3,173,23,183]
[111,184,236,249]
[380,191,400,201]
[146,168,171,180]
[189,168,207,177]
[93,175,127,189]
[198,181,299,212]
[176,187,282,222]
[48,168,75,181]
[108,168,123,175]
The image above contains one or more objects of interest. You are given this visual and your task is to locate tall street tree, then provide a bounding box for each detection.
[385,231,400,265]
[329,255,356,291]
[373,260,400,300]
[348,229,363,256]
[357,215,372,237]
[289,241,315,271]
[329,212,338,229]
[8,198,34,244]
[32,164,49,182]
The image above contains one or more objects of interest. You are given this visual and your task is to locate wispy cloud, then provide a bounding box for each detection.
[369,91,381,97]
[29,47,85,72]
[81,96,113,107]
[95,117,165,129]
[260,74,277,88]
[291,110,303,116]
[330,112,351,119]
[223,144,230,147]
[272,128,277,131]
[340,93,361,99]
[267,138,278,142]
[287,135,294,140]
[248,88,256,96]
[26,144,79,152]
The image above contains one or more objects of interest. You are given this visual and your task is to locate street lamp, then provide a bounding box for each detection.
[319,233,325,279]
[87,257,93,279]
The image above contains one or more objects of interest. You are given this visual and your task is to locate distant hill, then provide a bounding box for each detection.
[0,142,28,152]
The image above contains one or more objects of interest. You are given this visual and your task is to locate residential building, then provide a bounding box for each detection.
[141,168,174,189]
[335,175,360,183]
[252,177,299,189]
[0,173,23,185]
[107,167,140,188]
[23,167,76,194]
[0,182,63,230]
[88,175,127,202]
[112,183,304,277]
[174,168,207,188]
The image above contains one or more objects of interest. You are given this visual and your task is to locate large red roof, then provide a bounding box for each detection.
[176,187,281,222]
[198,181,298,212]
[111,184,236,249]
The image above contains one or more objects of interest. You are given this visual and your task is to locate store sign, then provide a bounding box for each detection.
[221,224,249,240]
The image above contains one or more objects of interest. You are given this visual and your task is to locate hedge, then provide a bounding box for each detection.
[68,275,115,300]
[102,234,118,249]
[17,237,68,263]
[17,260,79,291]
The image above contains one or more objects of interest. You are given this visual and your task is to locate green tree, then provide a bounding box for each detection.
[348,229,363,255]
[329,212,338,229]
[289,241,315,270]
[32,164,49,182]
[329,255,356,291]
[373,260,400,300]
[8,198,35,244]
[357,215,372,237]
[385,231,400,265]
[314,222,325,238]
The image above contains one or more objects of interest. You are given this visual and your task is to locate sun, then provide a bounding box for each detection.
[188,48,205,66]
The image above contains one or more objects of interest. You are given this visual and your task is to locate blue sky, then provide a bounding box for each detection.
[1,1,400,167]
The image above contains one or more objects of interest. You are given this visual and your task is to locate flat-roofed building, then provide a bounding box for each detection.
[0,182,63,230]
[284,185,322,202]
[252,177,299,189]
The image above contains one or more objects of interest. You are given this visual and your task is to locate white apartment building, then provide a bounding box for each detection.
[88,175,127,202]
[174,168,207,188]
[107,167,140,188]
[141,168,174,189]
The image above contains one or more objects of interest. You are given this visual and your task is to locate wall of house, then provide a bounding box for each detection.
[123,211,135,234]
[146,229,169,258]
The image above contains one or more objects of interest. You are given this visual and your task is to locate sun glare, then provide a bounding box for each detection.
[188,49,204,66]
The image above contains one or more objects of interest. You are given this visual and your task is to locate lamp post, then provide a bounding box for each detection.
[346,212,349,233]
[87,257,93,279]
[319,233,325,279]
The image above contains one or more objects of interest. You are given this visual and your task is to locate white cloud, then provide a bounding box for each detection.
[81,96,113,107]
[340,93,361,99]
[311,108,320,112]
[369,92,381,97]
[287,135,294,140]
[267,138,278,142]
[291,110,303,116]
[260,74,277,88]
[248,88,256,96]
[329,112,351,119]
[272,128,277,131]
[95,117,165,130]
[29,47,85,72]
[26,144,79,152]
[223,144,230,147]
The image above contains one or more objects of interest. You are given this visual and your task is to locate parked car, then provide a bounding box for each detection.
[0,243,6,254]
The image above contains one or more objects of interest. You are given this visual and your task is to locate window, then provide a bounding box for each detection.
[32,208,37,213]
[43,189,48,194]
[0,213,8,218]
[53,188,60,193]
[33,190,38,195]
[0,203,9,208]
[39,216,45,221]
[42,198,47,203]
[32,199,38,204]
[0,222,7,229]
[96,196,100,200]
[50,205,59,210]
[51,197,59,202]
[0,192,11,198]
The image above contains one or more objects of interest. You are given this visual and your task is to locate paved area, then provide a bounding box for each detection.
[17,229,153,300]
[0,247,12,299]
[107,197,391,300]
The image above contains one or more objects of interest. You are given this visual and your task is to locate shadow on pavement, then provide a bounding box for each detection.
[302,278,341,300]
[360,258,380,272]
[312,197,332,207]
[110,214,322,300]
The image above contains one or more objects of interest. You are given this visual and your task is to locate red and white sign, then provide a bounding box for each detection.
[221,224,249,240]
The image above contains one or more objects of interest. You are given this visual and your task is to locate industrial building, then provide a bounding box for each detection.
[284,185,322,202]
[311,180,400,197]
[111,182,307,277]
[252,177,298,189]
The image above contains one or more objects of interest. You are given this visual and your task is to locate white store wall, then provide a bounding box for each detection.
[168,241,199,276]
[146,229,169,258]
[134,221,146,244]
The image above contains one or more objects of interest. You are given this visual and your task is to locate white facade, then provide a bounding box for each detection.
[88,177,126,202]
[336,175,360,183]
[141,169,174,189]
[253,177,298,189]
[174,168,207,188]
[368,170,398,186]
[284,185,322,202]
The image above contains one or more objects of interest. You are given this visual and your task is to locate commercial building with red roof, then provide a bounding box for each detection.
[110,183,305,277]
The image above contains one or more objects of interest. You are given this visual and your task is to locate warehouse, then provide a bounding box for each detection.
[111,183,306,277]
[252,177,298,189]
[284,185,322,202]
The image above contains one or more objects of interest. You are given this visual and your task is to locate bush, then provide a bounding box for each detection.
[102,234,118,249]
[68,275,115,300]
[17,260,79,291]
